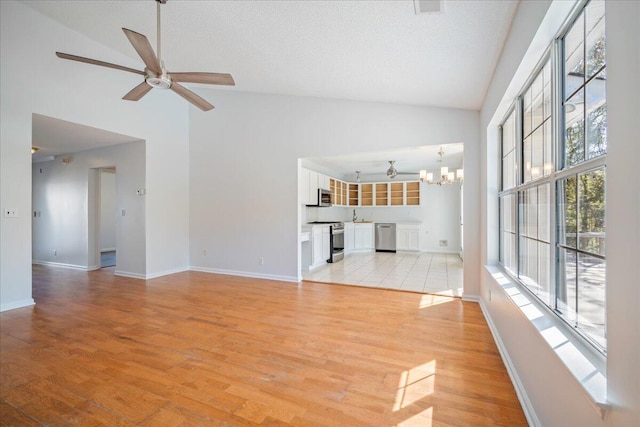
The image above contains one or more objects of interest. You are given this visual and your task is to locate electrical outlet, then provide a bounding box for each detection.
[202,249,207,256]
[259,257,264,265]
[439,239,448,247]
[54,250,57,256]
[4,209,17,218]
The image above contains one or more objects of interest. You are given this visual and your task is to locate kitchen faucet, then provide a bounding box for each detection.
[353,209,357,222]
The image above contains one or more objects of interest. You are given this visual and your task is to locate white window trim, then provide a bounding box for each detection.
[484,265,608,418]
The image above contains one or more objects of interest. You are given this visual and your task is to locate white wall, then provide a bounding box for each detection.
[189,90,479,292]
[1,0,190,310]
[32,142,144,274]
[479,0,640,425]
[307,182,462,253]
[100,170,116,252]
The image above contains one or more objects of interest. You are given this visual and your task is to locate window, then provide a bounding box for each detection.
[499,0,606,352]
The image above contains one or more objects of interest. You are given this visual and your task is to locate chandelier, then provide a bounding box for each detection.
[419,147,463,185]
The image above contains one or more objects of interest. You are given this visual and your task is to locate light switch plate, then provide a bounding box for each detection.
[4,209,18,218]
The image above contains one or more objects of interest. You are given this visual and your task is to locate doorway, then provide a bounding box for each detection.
[99,168,117,268]
[298,143,465,297]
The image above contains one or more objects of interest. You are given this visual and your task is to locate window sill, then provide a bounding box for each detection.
[484,265,609,419]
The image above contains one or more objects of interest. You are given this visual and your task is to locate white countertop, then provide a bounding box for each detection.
[344,221,422,225]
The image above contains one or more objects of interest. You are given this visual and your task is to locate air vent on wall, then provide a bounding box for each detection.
[414,0,443,15]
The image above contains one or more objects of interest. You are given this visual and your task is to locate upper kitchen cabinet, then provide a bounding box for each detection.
[406,182,420,206]
[302,168,329,205]
[348,184,359,206]
[301,166,420,207]
[376,183,388,206]
[299,167,310,205]
[361,184,373,206]
[369,181,421,207]
[390,183,403,206]
[318,174,330,191]
[308,169,319,205]
[330,178,348,206]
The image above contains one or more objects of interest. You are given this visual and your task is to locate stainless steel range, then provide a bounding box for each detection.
[307,221,344,263]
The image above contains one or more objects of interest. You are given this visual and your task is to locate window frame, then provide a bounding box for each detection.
[497,0,607,355]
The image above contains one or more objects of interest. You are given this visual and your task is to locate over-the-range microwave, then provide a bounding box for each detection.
[307,188,332,207]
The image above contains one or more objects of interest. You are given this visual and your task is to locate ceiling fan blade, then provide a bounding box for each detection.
[56,52,145,75]
[122,81,153,101]
[122,28,161,74]
[171,83,214,111]
[169,72,235,86]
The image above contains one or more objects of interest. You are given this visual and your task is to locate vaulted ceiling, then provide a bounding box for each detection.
[24,0,519,110]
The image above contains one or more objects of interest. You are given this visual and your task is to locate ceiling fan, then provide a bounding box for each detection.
[55,0,234,111]
[385,161,418,179]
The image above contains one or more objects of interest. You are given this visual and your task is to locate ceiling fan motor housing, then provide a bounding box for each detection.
[145,68,171,89]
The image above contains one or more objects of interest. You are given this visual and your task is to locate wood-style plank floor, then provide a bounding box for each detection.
[1,266,527,426]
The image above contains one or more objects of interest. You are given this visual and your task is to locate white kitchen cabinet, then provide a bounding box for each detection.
[322,226,331,262]
[318,173,330,191]
[306,225,331,269]
[354,223,374,250]
[299,167,310,205]
[396,224,420,251]
[308,169,319,205]
[344,222,355,253]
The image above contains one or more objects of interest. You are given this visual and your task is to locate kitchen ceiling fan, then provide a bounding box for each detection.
[385,161,418,179]
[55,0,234,111]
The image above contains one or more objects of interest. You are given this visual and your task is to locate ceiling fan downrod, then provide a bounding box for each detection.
[156,0,166,62]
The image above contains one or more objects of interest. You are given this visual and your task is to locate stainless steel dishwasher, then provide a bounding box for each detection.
[375,223,396,252]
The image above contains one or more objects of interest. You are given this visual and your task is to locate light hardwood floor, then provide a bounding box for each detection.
[0,266,526,426]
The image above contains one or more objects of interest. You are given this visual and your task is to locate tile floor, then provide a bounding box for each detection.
[303,252,464,297]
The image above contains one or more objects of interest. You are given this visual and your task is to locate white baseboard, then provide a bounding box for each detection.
[190,266,299,283]
[114,270,146,280]
[479,299,540,427]
[1,298,35,312]
[461,294,480,302]
[32,260,89,271]
[145,267,190,280]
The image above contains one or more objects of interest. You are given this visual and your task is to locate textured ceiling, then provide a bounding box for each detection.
[24,0,519,110]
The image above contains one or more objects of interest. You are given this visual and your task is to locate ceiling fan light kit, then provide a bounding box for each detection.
[55,0,234,111]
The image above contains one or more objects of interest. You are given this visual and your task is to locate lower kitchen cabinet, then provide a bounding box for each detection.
[306,225,331,269]
[345,222,355,253]
[354,223,374,250]
[396,224,420,251]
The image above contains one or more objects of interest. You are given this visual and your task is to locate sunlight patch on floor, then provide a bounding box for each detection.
[393,360,436,412]
[419,293,454,308]
[396,407,433,427]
